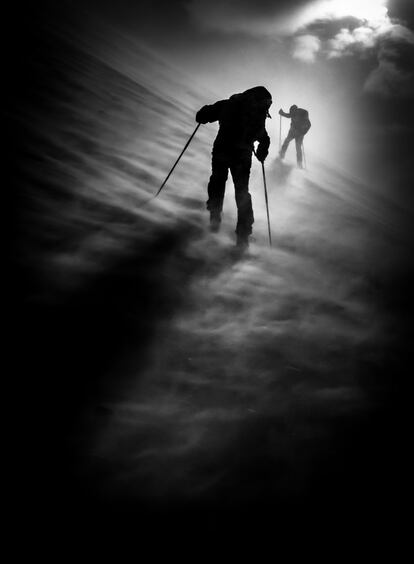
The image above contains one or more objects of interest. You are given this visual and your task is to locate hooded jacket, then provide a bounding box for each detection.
[196,86,272,159]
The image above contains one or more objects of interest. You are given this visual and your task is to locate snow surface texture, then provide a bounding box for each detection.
[14,17,412,514]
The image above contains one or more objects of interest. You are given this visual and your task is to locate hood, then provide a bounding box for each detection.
[230,85,272,106]
[242,86,272,105]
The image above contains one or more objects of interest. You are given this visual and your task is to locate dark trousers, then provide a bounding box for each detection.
[280,129,304,165]
[206,151,254,236]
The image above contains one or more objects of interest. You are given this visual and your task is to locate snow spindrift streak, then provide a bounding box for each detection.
[139,123,201,208]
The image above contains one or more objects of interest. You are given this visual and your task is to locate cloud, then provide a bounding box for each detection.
[292,34,321,62]
[363,26,414,97]
[186,0,391,37]
[325,26,377,58]
[323,19,414,60]
[287,2,414,99]
[298,1,395,60]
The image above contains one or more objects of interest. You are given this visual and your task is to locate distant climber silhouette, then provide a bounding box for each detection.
[196,86,272,249]
[279,105,311,169]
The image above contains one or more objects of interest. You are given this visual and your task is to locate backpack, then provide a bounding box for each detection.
[293,108,311,134]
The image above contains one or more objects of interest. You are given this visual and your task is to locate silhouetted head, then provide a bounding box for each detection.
[244,86,272,106]
[289,104,298,114]
[244,86,273,118]
[243,86,273,111]
[231,86,272,114]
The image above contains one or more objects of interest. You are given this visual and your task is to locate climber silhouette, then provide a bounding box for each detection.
[196,86,272,249]
[279,105,311,169]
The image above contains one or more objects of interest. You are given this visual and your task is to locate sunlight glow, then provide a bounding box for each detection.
[292,0,390,34]
[311,0,388,26]
[328,0,388,21]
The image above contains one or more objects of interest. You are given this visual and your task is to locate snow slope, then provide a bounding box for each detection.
[11,16,413,524]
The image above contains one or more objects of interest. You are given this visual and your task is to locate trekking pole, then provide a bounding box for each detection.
[302,140,307,170]
[261,162,272,247]
[279,115,282,151]
[140,123,201,208]
[154,123,201,198]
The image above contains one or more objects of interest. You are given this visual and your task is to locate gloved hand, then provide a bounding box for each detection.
[278,109,283,115]
[196,107,209,124]
[255,146,268,163]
